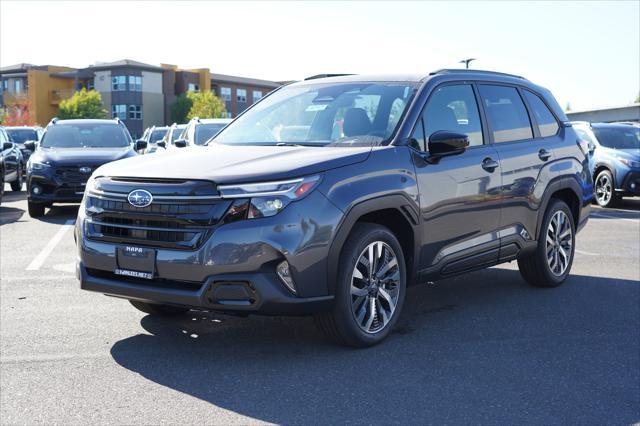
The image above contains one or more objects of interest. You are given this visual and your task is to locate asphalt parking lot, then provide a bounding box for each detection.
[0,188,638,425]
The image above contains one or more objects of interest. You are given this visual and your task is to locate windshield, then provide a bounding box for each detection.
[171,126,186,142]
[195,123,227,145]
[6,128,38,144]
[41,123,131,148]
[149,128,168,143]
[593,126,640,150]
[214,82,416,146]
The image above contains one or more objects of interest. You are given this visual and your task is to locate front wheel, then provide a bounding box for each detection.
[594,169,618,207]
[518,199,575,287]
[28,201,45,217]
[10,164,23,192]
[129,300,189,316]
[315,223,406,347]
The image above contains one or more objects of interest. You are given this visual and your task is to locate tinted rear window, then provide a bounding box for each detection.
[478,85,533,143]
[523,90,558,137]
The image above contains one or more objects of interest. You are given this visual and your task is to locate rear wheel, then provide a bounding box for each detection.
[594,169,618,207]
[518,199,575,287]
[315,223,406,347]
[27,201,45,217]
[129,300,189,316]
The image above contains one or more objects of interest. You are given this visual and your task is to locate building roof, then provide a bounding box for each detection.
[566,103,640,115]
[88,59,164,71]
[210,73,280,88]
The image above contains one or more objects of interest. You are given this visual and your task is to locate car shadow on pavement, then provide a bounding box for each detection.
[38,205,79,224]
[110,268,639,425]
[0,206,25,225]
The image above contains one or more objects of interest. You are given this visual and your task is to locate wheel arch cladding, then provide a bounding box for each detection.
[537,178,582,237]
[594,164,616,188]
[327,194,420,295]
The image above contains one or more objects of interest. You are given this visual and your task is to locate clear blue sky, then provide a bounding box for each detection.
[1,1,638,111]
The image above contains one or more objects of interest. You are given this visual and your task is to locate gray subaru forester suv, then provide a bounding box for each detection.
[76,70,592,347]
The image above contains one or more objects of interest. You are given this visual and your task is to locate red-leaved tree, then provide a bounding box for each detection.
[1,97,32,126]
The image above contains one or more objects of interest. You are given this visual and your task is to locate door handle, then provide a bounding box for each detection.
[538,149,551,161]
[481,157,499,172]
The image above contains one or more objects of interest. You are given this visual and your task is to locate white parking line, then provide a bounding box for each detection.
[26,220,75,271]
[575,249,598,256]
[591,212,640,224]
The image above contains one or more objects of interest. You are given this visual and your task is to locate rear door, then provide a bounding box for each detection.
[477,84,560,250]
[411,83,503,276]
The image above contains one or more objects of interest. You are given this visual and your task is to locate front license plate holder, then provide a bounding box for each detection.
[116,246,156,278]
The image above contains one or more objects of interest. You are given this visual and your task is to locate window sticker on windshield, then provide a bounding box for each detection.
[306,104,328,112]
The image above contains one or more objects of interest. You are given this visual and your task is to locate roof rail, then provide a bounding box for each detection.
[428,69,526,80]
[304,73,355,81]
[48,117,59,126]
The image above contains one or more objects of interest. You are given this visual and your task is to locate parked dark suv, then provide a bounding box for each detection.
[76,70,591,347]
[26,118,142,217]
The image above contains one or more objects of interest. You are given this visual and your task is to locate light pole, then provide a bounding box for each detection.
[459,58,476,69]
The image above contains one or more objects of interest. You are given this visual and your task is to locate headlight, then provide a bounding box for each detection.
[27,161,51,172]
[219,175,321,219]
[617,157,640,168]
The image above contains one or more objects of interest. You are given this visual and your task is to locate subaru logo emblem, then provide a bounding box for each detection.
[127,189,153,208]
[79,166,92,174]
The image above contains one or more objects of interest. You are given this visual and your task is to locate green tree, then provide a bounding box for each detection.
[170,94,193,124]
[186,91,226,120]
[58,89,107,119]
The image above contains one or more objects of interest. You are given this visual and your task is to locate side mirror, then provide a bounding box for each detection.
[24,140,37,151]
[174,139,187,148]
[156,140,166,148]
[2,142,13,151]
[134,139,148,151]
[428,131,469,157]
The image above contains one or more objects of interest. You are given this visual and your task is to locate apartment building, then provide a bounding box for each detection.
[0,60,282,137]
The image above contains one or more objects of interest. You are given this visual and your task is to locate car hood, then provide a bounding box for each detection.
[33,147,134,166]
[94,144,372,184]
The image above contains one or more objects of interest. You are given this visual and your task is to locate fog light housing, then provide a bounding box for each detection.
[276,261,296,294]
[32,185,42,195]
[631,182,636,190]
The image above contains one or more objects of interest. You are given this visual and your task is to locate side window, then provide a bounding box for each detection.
[421,84,484,149]
[478,85,533,143]
[410,117,426,151]
[523,90,559,137]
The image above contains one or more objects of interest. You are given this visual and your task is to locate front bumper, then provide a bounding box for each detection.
[76,190,343,315]
[27,170,87,203]
[618,171,640,196]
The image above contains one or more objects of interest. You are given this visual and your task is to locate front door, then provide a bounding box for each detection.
[411,84,503,277]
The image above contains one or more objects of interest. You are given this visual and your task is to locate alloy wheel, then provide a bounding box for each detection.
[595,173,612,205]
[545,210,573,276]
[350,241,401,334]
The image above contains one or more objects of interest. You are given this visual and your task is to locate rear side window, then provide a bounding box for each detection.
[412,84,484,151]
[523,90,559,137]
[478,85,533,143]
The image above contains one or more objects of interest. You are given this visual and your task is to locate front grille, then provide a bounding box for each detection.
[55,166,91,184]
[84,178,232,250]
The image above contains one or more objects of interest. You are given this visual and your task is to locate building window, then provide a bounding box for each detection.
[252,90,263,103]
[128,75,142,91]
[14,79,23,94]
[112,104,127,119]
[220,87,231,101]
[128,105,142,120]
[237,89,247,103]
[112,75,126,91]
[188,83,199,92]
[1,80,6,92]
[87,79,95,90]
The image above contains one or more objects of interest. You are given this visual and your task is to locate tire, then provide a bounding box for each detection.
[315,223,407,347]
[594,169,618,208]
[27,201,46,217]
[129,300,189,316]
[518,199,575,288]
[10,164,23,192]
